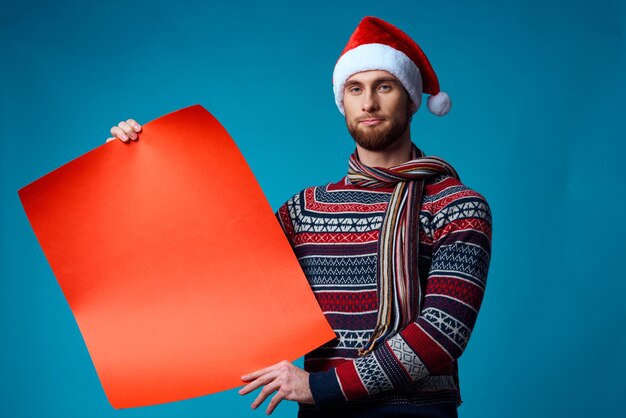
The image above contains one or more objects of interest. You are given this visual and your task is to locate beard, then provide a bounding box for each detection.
[347,111,410,152]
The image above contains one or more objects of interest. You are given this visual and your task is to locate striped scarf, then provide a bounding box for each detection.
[347,144,460,355]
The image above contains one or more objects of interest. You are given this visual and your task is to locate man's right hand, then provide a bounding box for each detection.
[106,119,142,143]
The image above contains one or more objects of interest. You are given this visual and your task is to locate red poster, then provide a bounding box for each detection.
[18,105,335,408]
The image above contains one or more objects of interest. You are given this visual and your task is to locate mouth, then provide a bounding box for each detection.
[358,118,385,126]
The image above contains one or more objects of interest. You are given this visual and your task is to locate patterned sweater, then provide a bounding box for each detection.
[276,173,492,412]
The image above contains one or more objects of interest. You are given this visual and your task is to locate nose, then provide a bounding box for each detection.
[362,90,379,113]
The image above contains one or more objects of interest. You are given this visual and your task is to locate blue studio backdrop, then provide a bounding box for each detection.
[1,0,625,417]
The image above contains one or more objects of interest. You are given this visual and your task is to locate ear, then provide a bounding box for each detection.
[409,100,418,114]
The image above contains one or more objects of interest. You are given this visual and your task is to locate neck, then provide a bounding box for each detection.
[356,133,413,168]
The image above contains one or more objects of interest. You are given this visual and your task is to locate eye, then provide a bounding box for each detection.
[347,86,362,94]
[378,84,391,92]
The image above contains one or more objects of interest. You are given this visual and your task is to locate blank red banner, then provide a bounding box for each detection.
[18,105,335,409]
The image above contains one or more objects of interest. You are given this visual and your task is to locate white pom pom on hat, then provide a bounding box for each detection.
[333,16,451,117]
[427,91,451,116]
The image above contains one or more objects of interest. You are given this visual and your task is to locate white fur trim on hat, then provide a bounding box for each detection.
[332,43,423,115]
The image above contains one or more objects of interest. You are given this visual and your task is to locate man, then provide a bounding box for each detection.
[108,16,491,418]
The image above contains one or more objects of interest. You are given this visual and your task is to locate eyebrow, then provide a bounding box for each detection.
[373,77,401,84]
[345,77,401,87]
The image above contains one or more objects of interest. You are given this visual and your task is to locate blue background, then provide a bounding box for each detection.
[2,0,625,416]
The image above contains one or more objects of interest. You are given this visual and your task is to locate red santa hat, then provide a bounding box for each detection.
[333,16,451,116]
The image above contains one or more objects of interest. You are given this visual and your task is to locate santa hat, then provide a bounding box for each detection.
[333,16,451,116]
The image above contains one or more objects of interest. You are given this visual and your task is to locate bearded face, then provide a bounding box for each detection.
[342,71,414,152]
[346,106,411,151]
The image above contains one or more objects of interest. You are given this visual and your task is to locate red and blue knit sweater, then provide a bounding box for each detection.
[276,173,492,411]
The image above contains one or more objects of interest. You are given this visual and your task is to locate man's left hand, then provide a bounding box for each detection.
[239,360,314,415]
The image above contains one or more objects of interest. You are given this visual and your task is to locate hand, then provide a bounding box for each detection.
[239,360,314,415]
[106,118,142,143]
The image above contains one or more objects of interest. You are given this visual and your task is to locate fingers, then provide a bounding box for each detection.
[241,361,285,382]
[251,380,280,410]
[109,126,129,142]
[119,121,137,141]
[108,119,142,143]
[239,370,277,395]
[241,369,268,382]
[266,390,286,415]
[239,360,308,414]
[126,119,142,132]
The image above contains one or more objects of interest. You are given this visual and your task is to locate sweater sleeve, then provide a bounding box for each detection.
[275,197,297,246]
[309,189,492,406]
